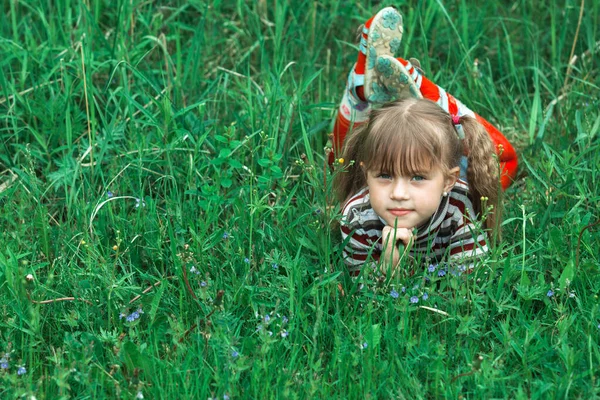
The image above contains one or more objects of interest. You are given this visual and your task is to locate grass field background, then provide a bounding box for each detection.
[1,0,599,398]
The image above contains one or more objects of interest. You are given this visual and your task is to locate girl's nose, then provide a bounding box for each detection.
[390,180,410,200]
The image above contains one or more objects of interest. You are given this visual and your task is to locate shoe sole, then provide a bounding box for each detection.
[368,55,422,103]
[363,7,405,102]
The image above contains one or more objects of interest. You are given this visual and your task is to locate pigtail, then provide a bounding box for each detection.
[459,116,502,238]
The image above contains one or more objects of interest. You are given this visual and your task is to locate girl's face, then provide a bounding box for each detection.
[366,165,459,228]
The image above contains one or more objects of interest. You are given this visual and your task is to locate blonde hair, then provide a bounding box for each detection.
[334,98,501,234]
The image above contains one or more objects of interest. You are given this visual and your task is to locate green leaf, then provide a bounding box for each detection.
[229,140,242,149]
[589,113,600,140]
[228,158,243,169]
[210,157,226,166]
[218,148,231,158]
[370,324,382,348]
[298,236,317,253]
[149,282,165,323]
[528,70,541,145]
[548,226,562,249]
[269,165,283,177]
[257,158,272,167]
[120,341,152,374]
[558,260,574,290]
[520,271,531,287]
[78,280,91,289]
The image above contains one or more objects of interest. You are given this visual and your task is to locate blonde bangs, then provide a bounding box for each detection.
[364,118,442,176]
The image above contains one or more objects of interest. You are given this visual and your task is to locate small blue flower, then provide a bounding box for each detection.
[106,191,114,198]
[389,37,402,55]
[200,281,207,287]
[267,331,273,336]
[190,266,199,275]
[281,330,289,338]
[231,350,239,358]
[438,269,446,277]
[401,286,406,293]
[428,264,436,273]
[314,209,322,215]
[597,323,600,330]
[422,293,429,301]
[0,358,8,369]
[222,232,230,240]
[126,314,135,322]
[382,10,400,30]
[119,312,126,320]
[135,198,146,208]
[264,315,271,323]
[390,289,399,299]
[223,395,230,400]
[272,263,279,269]
[137,308,143,315]
[244,258,250,264]
[362,342,368,349]
[410,296,419,304]
[547,290,554,298]
[282,316,289,324]
[17,366,26,375]
[131,311,140,320]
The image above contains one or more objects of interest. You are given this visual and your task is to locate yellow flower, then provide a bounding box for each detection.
[112,245,118,251]
[338,158,344,164]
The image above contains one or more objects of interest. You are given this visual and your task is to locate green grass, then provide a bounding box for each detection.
[0,0,599,398]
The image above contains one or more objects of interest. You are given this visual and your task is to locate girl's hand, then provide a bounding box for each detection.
[380,226,414,272]
[382,226,413,247]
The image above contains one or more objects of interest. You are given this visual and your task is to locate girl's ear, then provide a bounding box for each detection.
[444,166,460,192]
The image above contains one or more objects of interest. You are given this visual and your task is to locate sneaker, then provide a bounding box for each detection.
[367,55,422,103]
[363,7,407,102]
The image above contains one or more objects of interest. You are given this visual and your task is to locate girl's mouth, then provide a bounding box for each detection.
[388,209,412,216]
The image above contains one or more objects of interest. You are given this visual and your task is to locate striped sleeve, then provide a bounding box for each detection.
[340,189,382,275]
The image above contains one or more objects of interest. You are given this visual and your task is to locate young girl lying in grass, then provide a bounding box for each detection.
[330,7,510,274]
[329,6,518,190]
[335,98,500,274]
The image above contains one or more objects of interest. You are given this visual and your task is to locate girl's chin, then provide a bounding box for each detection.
[384,217,413,229]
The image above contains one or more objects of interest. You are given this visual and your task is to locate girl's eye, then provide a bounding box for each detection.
[377,173,392,180]
[411,175,426,181]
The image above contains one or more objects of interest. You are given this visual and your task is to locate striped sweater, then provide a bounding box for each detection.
[340,180,488,275]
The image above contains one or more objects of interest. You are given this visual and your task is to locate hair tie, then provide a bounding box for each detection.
[451,114,465,140]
